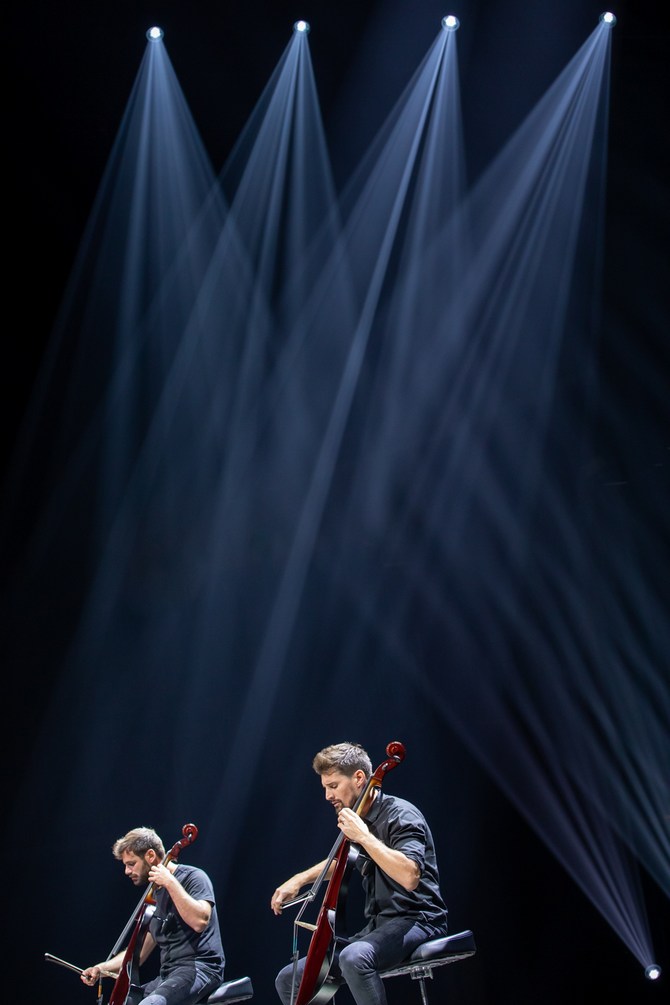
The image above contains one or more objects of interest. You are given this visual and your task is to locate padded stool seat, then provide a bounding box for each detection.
[380,929,476,1004]
[202,975,254,1003]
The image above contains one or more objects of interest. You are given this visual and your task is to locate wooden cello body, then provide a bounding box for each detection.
[108,823,198,1005]
[294,741,405,1005]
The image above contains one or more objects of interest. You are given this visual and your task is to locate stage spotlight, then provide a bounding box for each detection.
[294,20,310,33]
[645,963,662,981]
[146,26,164,41]
[442,15,460,31]
[599,12,617,25]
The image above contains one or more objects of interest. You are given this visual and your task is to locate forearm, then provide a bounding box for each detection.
[82,932,154,987]
[99,929,154,973]
[272,859,334,913]
[94,954,122,977]
[84,950,124,980]
[291,859,332,889]
[163,875,212,932]
[357,833,420,891]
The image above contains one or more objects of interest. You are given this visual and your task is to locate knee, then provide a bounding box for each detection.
[275,963,293,1002]
[339,940,376,980]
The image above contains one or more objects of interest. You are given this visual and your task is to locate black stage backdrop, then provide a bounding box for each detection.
[3,3,668,1005]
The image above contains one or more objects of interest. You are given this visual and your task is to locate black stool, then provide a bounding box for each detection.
[202,976,254,1003]
[380,929,476,1004]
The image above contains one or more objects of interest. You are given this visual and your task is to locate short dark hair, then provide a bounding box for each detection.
[312,742,372,779]
[112,827,165,860]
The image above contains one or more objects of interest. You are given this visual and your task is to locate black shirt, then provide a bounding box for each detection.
[355,790,448,932]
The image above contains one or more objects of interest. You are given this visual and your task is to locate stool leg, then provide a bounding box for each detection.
[418,977,430,1005]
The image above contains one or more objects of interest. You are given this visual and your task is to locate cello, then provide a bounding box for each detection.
[107,823,199,1005]
[290,741,406,1005]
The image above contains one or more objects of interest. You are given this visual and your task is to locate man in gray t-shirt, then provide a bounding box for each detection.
[81,826,225,1005]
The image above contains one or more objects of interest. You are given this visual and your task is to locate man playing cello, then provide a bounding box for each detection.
[270,742,448,1005]
[82,826,225,1005]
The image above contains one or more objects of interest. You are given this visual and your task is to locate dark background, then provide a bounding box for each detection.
[3,2,668,1004]
[5,1,668,453]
